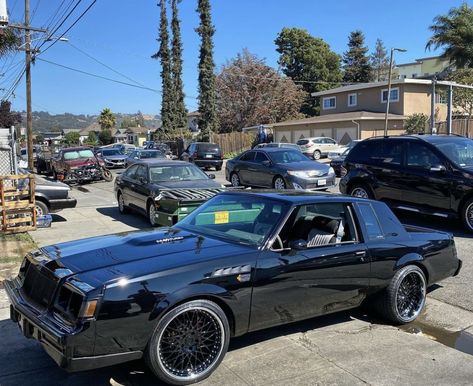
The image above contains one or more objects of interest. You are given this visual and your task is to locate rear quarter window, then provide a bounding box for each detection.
[357,203,384,241]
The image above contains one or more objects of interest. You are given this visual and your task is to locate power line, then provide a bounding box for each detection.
[38,0,97,57]
[66,42,148,88]
[2,66,26,100]
[36,57,162,93]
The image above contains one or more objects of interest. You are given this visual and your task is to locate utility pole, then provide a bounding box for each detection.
[447,84,453,135]
[430,77,436,134]
[384,47,406,137]
[25,0,33,170]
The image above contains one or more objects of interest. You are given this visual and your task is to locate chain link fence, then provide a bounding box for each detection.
[0,127,17,176]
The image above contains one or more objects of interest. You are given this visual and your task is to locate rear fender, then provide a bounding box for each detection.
[394,253,429,282]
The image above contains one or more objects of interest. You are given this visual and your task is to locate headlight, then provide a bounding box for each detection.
[287,170,324,178]
[328,167,335,175]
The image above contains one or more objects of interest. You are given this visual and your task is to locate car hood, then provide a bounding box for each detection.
[103,155,127,160]
[41,228,251,280]
[152,179,221,189]
[276,160,330,172]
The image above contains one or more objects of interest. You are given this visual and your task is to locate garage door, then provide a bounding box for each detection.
[274,130,291,143]
[311,129,333,138]
[334,127,357,144]
[293,130,310,142]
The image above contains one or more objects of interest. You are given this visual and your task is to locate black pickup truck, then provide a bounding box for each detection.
[6,191,461,385]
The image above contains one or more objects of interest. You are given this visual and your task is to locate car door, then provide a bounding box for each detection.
[253,151,274,187]
[128,164,150,212]
[400,141,452,211]
[250,201,370,331]
[119,164,139,207]
[322,138,338,154]
[237,151,256,185]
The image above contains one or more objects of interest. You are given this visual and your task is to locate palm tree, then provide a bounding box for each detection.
[0,28,21,57]
[426,3,473,69]
[98,108,116,131]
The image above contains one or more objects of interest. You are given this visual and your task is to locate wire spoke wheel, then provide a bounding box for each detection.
[149,203,157,226]
[157,307,225,382]
[466,203,473,230]
[395,271,426,322]
[231,173,240,187]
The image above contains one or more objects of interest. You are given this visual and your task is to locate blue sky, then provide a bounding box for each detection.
[2,0,470,116]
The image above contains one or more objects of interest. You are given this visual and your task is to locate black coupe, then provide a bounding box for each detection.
[6,192,461,385]
[115,160,222,225]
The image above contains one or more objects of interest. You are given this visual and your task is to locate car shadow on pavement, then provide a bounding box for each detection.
[50,214,67,223]
[395,211,473,239]
[0,309,365,386]
[96,207,151,229]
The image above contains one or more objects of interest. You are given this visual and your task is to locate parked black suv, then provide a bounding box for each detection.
[339,135,473,232]
[180,142,223,170]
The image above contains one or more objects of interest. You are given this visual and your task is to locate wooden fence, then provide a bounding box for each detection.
[211,132,255,156]
[436,119,473,137]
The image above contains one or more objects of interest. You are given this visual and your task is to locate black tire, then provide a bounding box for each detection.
[230,172,241,187]
[145,299,230,385]
[273,176,286,190]
[117,192,129,214]
[313,150,321,160]
[216,166,222,171]
[102,168,113,182]
[461,197,473,233]
[348,183,373,199]
[35,200,49,217]
[375,265,426,324]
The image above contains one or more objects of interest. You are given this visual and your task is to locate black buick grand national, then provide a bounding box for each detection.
[6,191,462,385]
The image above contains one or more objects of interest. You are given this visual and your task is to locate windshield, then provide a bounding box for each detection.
[102,149,123,156]
[150,164,208,182]
[432,138,473,167]
[64,149,95,160]
[138,150,163,159]
[270,150,308,163]
[177,194,288,247]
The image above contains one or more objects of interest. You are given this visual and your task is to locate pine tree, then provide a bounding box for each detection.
[371,39,390,82]
[196,0,218,142]
[153,0,174,139]
[171,0,188,132]
[343,30,373,83]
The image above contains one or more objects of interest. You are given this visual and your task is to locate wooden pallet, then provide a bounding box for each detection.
[0,174,36,234]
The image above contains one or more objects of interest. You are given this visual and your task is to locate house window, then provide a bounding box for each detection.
[436,94,447,104]
[348,93,357,107]
[381,87,399,103]
[322,96,336,110]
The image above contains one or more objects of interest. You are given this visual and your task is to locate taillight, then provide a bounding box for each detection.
[340,166,347,177]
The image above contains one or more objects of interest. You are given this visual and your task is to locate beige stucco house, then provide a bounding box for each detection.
[268,79,448,144]
[394,56,451,80]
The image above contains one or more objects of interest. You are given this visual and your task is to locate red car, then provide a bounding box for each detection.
[51,147,112,183]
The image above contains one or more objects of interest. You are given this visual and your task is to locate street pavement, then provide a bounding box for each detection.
[1,164,473,385]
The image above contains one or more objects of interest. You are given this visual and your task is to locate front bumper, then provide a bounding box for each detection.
[5,278,142,372]
[288,174,336,191]
[104,159,126,168]
[49,197,77,212]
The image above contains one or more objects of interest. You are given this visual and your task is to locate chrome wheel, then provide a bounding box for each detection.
[313,150,321,160]
[118,193,126,214]
[231,173,240,187]
[395,270,426,323]
[157,307,225,382]
[465,202,473,231]
[273,177,286,190]
[351,187,369,199]
[149,203,157,226]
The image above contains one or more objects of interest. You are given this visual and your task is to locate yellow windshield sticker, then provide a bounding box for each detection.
[215,211,229,224]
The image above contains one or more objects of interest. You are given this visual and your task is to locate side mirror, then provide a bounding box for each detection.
[288,239,307,250]
[207,173,216,179]
[134,157,139,160]
[430,165,446,173]
[139,176,147,184]
[262,160,272,167]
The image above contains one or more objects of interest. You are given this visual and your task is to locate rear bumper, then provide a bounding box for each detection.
[194,159,223,168]
[49,197,77,212]
[5,278,142,372]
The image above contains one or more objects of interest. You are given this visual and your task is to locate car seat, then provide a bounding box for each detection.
[307,216,343,247]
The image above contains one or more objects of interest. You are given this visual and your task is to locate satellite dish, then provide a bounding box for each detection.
[0,0,8,27]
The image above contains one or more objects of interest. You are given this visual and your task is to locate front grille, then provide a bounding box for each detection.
[22,264,58,308]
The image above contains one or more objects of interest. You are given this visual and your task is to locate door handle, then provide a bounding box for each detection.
[355,251,366,256]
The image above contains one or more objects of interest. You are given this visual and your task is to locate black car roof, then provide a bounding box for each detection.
[365,134,469,144]
[248,147,300,153]
[218,189,370,205]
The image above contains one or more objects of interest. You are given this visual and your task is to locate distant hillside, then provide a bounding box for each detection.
[16,111,161,132]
